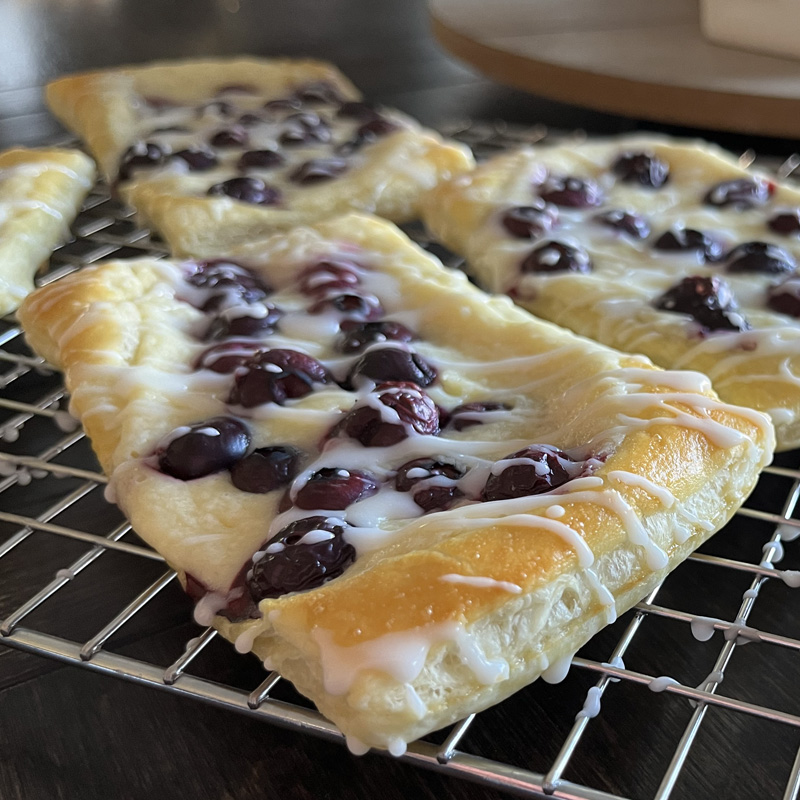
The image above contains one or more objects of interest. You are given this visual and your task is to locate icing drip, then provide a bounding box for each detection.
[648,676,681,692]
[601,655,625,682]
[311,621,508,696]
[690,615,718,642]
[193,592,228,626]
[576,686,603,720]
[541,652,574,684]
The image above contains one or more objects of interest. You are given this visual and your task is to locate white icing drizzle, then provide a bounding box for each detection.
[440,573,522,594]
[584,568,616,624]
[690,615,718,642]
[601,655,625,682]
[311,621,508,696]
[53,410,79,432]
[761,540,785,565]
[193,592,228,626]
[781,570,800,588]
[606,470,677,508]
[55,568,75,581]
[387,738,407,758]
[576,686,603,720]
[648,676,681,693]
[698,670,725,688]
[345,736,371,756]
[234,625,261,654]
[103,481,117,505]
[776,522,800,542]
[541,652,575,684]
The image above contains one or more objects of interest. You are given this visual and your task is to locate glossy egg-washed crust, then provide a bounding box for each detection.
[45,57,474,257]
[19,214,773,749]
[422,135,800,451]
[0,147,94,315]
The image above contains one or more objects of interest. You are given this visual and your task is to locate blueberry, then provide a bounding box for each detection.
[207,177,281,205]
[237,113,265,127]
[538,175,602,208]
[195,340,262,373]
[229,349,329,407]
[230,446,301,494]
[725,241,796,274]
[247,516,355,601]
[237,149,285,170]
[448,401,511,432]
[330,382,440,446]
[593,209,650,239]
[704,178,772,209]
[653,228,724,262]
[205,302,283,340]
[395,457,464,512]
[612,151,670,188]
[654,275,749,332]
[501,201,559,239]
[482,445,575,501]
[520,241,592,274]
[157,417,251,481]
[298,259,361,296]
[209,126,249,148]
[118,142,167,181]
[767,277,800,318]
[768,210,800,236]
[309,292,383,321]
[279,112,331,145]
[337,320,415,354]
[290,158,348,184]
[172,148,218,171]
[356,117,399,141]
[348,346,437,387]
[336,116,399,154]
[186,260,271,311]
[293,468,379,510]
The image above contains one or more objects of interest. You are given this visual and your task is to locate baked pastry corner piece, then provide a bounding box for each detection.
[45,57,474,257]
[18,212,773,753]
[422,134,800,451]
[0,147,94,315]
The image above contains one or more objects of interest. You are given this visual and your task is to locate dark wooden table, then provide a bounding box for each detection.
[2,2,800,799]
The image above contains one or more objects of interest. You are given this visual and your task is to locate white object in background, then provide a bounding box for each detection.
[701,0,800,61]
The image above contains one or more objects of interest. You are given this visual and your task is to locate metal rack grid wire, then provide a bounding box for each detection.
[2,123,800,800]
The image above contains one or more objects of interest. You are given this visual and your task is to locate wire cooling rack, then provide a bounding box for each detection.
[3,123,800,800]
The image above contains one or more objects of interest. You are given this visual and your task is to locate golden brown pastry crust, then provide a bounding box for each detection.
[0,147,95,315]
[45,57,474,256]
[18,213,773,752]
[422,134,800,450]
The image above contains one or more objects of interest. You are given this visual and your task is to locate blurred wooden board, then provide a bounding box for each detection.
[430,0,800,138]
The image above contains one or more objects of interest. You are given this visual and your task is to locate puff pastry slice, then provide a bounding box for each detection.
[18,213,773,752]
[423,134,800,450]
[0,147,94,315]
[45,57,473,257]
